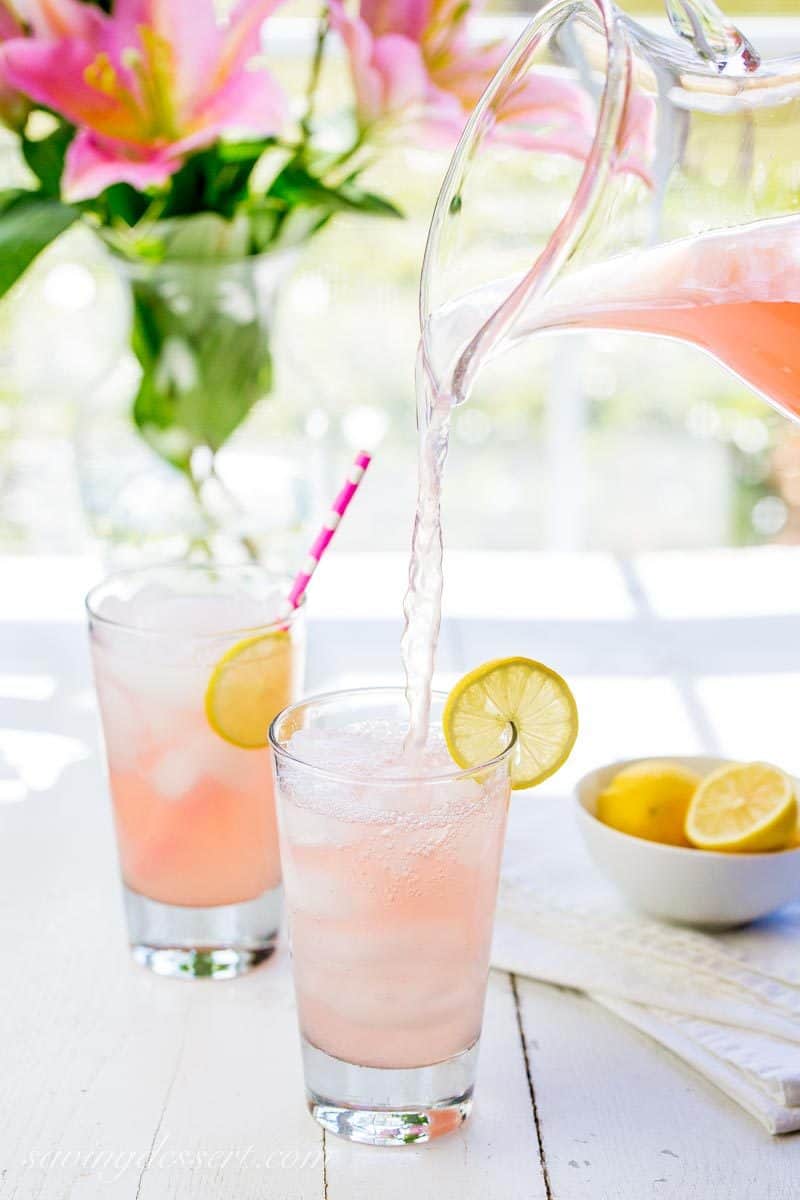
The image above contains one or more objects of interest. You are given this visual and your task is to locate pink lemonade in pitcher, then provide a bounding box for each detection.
[527,215,800,420]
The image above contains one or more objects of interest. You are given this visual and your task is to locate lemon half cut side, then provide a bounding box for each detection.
[685,761,797,852]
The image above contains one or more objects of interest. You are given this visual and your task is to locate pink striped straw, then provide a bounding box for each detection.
[281,450,372,618]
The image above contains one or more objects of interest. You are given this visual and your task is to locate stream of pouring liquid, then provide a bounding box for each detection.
[401,214,800,746]
[400,350,453,749]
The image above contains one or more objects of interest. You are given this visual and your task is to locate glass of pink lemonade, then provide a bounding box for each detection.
[87,564,305,978]
[269,687,514,1145]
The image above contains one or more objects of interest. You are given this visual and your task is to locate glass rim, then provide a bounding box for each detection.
[268,685,518,786]
[106,240,300,278]
[85,561,305,639]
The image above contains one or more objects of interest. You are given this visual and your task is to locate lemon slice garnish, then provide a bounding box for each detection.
[443,657,578,790]
[685,761,797,852]
[205,631,293,749]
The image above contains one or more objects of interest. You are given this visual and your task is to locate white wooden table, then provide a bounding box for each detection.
[1,549,799,1199]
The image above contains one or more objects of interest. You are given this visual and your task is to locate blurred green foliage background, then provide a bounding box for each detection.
[1,3,798,557]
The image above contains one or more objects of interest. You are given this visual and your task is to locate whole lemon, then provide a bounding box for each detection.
[596,760,701,846]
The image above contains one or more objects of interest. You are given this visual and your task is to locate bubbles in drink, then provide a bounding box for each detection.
[276,717,510,1069]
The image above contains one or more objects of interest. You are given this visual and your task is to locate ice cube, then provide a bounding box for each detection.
[148,725,243,799]
[150,739,206,801]
[284,722,457,783]
[95,574,285,638]
[281,798,353,848]
[284,857,370,921]
[284,729,361,772]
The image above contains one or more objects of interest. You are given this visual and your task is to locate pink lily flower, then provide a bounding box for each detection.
[2,0,287,201]
[330,0,595,160]
[329,3,427,129]
[0,1,29,129]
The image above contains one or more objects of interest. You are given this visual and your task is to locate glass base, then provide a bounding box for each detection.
[124,884,281,979]
[302,1036,478,1145]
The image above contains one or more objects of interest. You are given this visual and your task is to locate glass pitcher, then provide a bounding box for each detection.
[420,0,800,421]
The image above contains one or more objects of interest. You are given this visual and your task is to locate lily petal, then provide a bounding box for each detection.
[189,57,286,140]
[500,70,595,125]
[139,0,222,109]
[0,2,27,128]
[330,1,427,127]
[23,0,105,39]
[0,2,21,40]
[372,33,429,116]
[91,0,149,47]
[2,36,144,141]
[63,127,180,201]
[218,0,285,80]
[472,70,597,161]
[329,1,380,123]
[361,0,429,41]
[419,84,469,143]
[106,0,148,20]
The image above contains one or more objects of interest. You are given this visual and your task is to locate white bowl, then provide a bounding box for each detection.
[575,756,800,928]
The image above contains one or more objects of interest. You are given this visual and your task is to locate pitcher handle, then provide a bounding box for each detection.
[663,0,760,73]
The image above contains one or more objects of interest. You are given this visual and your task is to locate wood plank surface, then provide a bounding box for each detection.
[515,979,800,1200]
[1,551,798,1200]
[323,973,546,1200]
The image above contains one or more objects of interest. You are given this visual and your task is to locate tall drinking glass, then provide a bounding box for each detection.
[270,687,514,1145]
[87,564,305,978]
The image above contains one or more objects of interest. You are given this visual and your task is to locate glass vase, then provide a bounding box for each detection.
[74,246,309,568]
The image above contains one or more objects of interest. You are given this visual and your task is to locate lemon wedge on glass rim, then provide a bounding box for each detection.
[205,630,293,749]
[443,657,578,789]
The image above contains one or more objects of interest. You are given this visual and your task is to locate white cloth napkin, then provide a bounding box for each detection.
[492,801,800,1134]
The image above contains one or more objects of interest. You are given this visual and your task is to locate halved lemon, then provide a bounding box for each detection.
[205,631,293,749]
[685,761,797,852]
[443,657,578,790]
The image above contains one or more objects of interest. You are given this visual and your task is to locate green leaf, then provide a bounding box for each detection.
[130,283,273,471]
[217,138,277,163]
[21,122,73,199]
[96,183,150,227]
[0,191,79,300]
[246,199,284,252]
[79,143,270,230]
[267,161,402,220]
[337,185,403,218]
[161,144,267,222]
